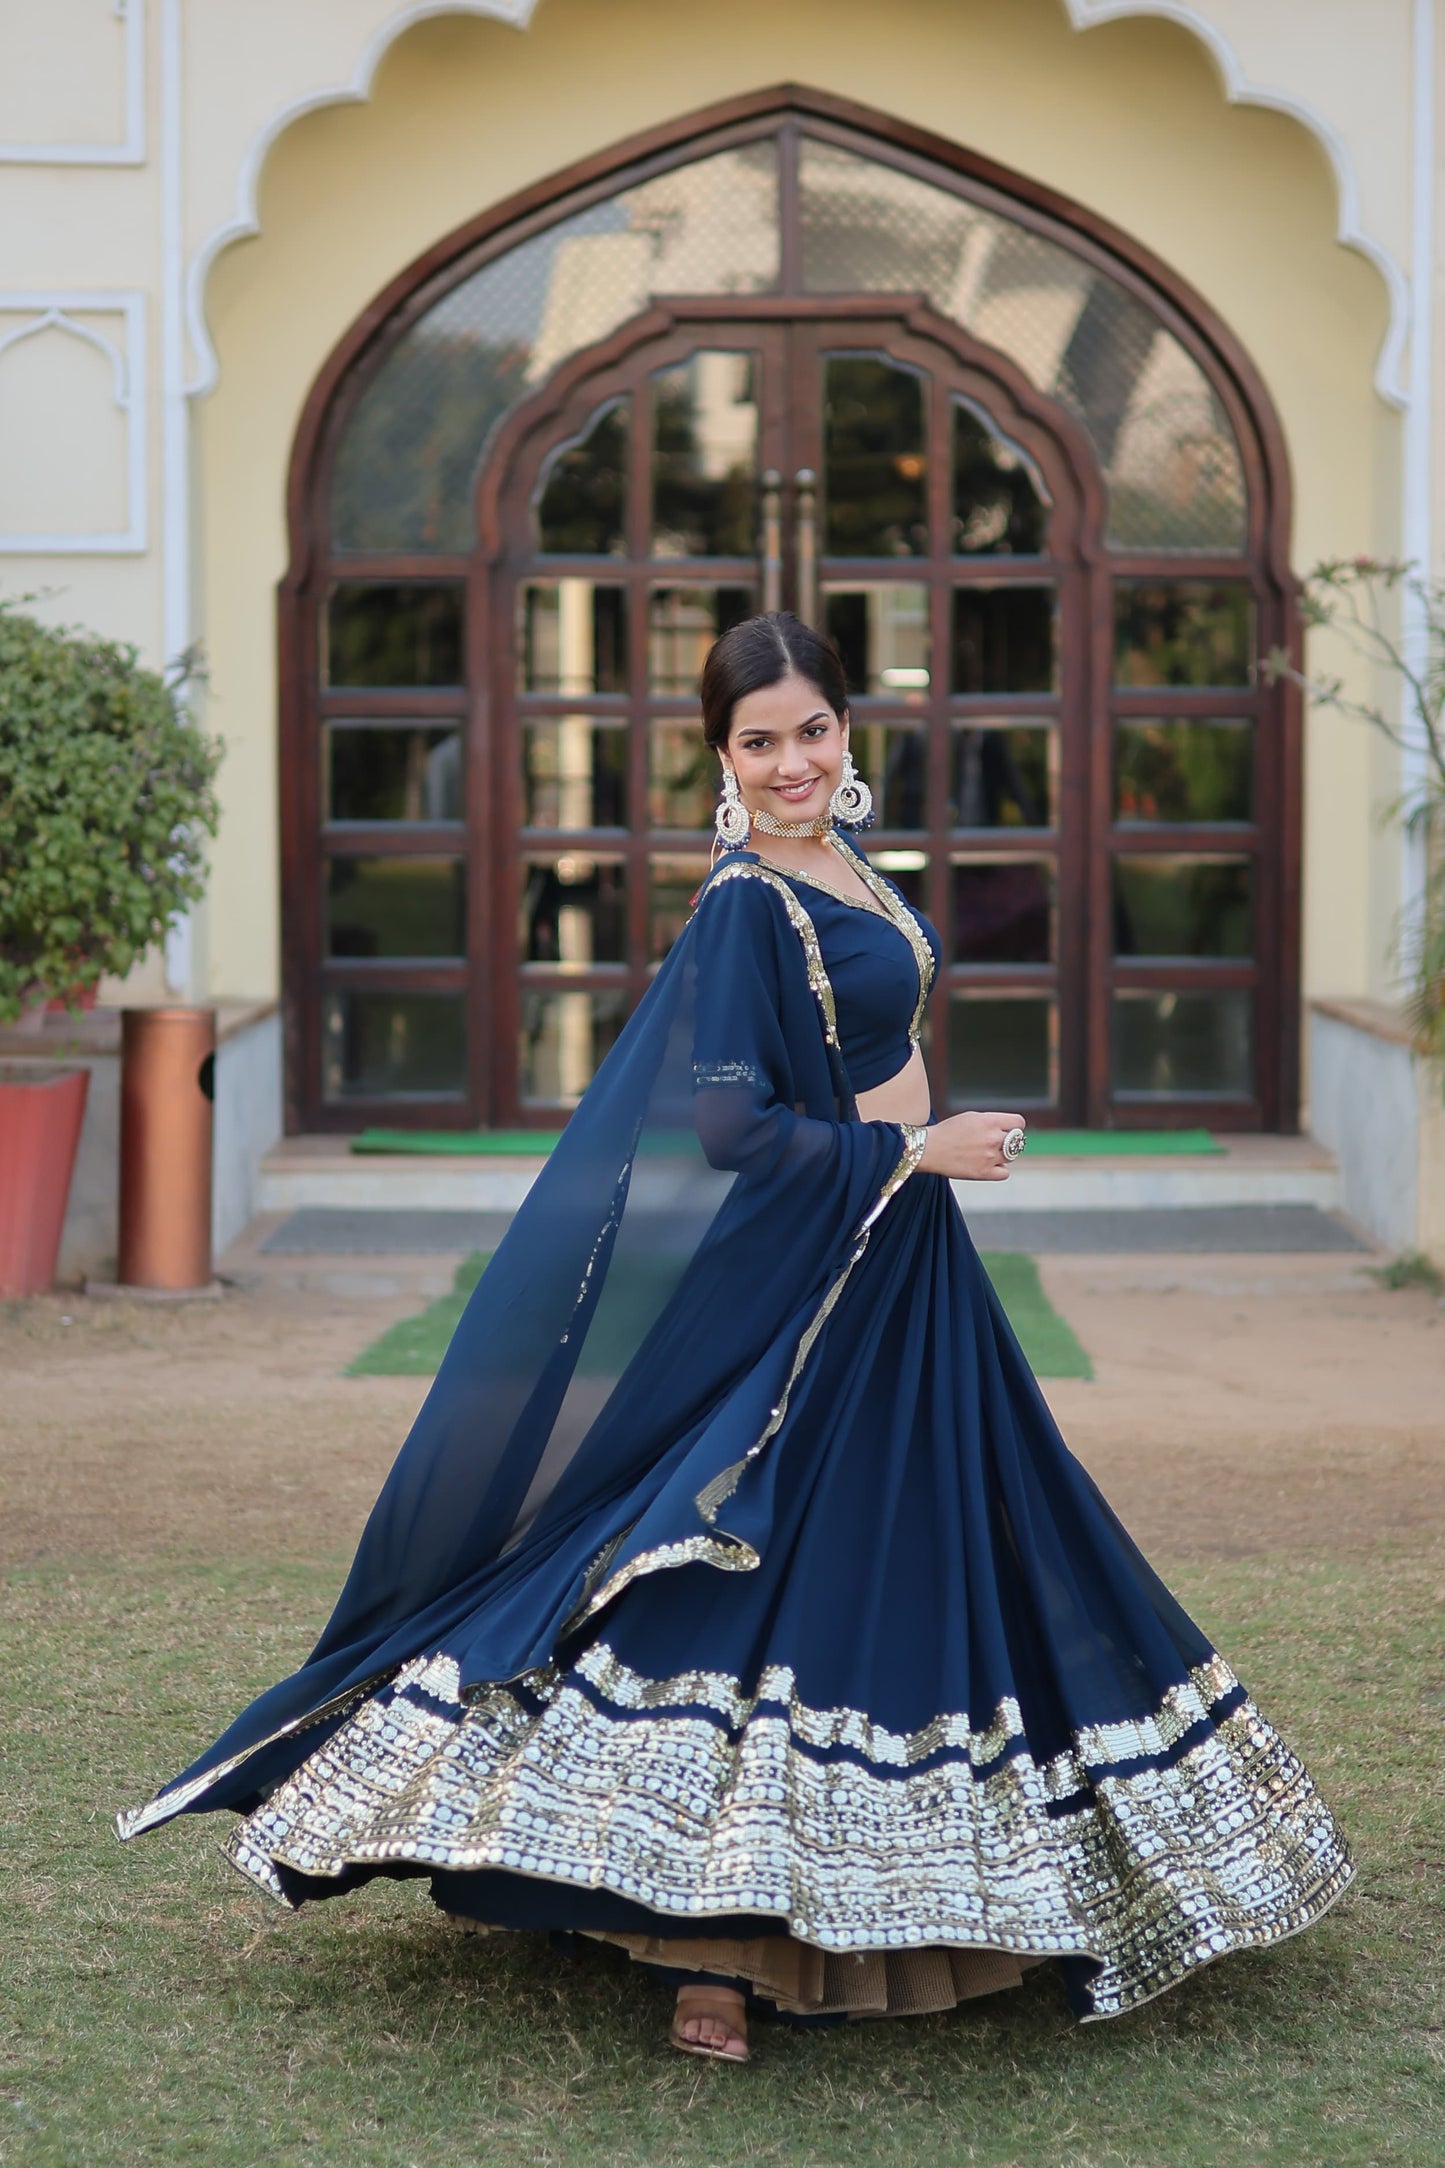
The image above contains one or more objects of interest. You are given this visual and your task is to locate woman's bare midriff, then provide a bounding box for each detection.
[854,1043,931,1126]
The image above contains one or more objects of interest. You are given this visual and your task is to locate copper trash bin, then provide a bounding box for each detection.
[118,1007,216,1292]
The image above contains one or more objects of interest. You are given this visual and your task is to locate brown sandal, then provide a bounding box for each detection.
[668,1985,750,2064]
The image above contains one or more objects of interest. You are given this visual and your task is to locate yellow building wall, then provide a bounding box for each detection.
[198,0,1391,1016]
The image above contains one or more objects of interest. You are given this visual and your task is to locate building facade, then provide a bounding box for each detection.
[3,2,1442,1240]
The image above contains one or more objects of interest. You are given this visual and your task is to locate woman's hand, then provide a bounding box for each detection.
[917,1111,1027,1181]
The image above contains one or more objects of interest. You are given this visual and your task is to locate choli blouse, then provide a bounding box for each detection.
[765,848,941,1097]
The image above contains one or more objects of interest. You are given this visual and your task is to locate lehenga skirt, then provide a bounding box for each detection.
[209,1174,1351,2022]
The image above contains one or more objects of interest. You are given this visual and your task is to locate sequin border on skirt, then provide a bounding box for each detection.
[216,1639,1354,2022]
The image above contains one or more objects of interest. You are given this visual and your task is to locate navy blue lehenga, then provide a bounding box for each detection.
[118,837,1351,2022]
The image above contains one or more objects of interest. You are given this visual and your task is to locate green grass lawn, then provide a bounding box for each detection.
[3,1543,1439,2166]
[347,1251,1093,1381]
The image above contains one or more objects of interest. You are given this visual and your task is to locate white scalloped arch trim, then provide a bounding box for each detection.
[182,0,540,396]
[1064,1,1409,406]
[183,0,1408,407]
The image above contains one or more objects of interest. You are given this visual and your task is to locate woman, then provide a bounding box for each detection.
[119,614,1351,2064]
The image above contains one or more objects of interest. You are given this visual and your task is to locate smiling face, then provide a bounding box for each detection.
[724,670,849,824]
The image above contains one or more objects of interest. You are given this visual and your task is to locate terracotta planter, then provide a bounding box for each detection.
[0,1064,90,1297]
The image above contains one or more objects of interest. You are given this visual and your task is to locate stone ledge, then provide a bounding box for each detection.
[0,998,277,1060]
[1309,997,1414,1049]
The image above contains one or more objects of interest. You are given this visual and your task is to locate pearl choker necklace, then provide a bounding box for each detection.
[751,805,836,840]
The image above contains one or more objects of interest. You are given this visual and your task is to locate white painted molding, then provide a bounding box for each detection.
[1399,0,1434,932]
[0,0,146,167]
[1064,1,1410,408]
[161,0,192,996]
[183,0,540,396]
[182,0,1410,411]
[0,290,147,552]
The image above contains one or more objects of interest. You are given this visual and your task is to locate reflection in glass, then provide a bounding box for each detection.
[797,137,1246,552]
[326,858,465,959]
[522,721,627,828]
[948,994,1056,1104]
[518,855,626,966]
[1114,720,1253,823]
[536,401,627,553]
[951,725,1051,828]
[1114,582,1254,687]
[322,990,465,1100]
[326,725,461,822]
[1112,989,1252,1096]
[332,142,780,552]
[953,857,1054,964]
[650,724,716,829]
[823,356,927,556]
[872,850,928,913]
[519,582,627,693]
[650,856,709,960]
[520,988,630,1104]
[649,586,752,693]
[327,584,464,687]
[848,724,926,830]
[1113,855,1252,958]
[824,583,929,695]
[953,401,1048,554]
[652,351,758,556]
[951,586,1056,693]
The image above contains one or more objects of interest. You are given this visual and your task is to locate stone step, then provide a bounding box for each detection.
[258,1133,1342,1218]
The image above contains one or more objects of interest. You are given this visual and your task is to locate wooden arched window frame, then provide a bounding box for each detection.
[280,86,1300,1136]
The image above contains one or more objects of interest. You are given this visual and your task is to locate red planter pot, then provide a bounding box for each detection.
[0,1065,90,1297]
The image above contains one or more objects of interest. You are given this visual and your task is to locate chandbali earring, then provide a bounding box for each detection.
[829,747,875,830]
[713,763,751,855]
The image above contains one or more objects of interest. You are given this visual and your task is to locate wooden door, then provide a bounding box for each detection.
[482,305,1098,1126]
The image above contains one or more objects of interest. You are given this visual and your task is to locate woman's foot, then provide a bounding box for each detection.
[669,1984,749,2063]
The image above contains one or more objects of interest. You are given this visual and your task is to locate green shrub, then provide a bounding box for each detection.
[0,601,222,1022]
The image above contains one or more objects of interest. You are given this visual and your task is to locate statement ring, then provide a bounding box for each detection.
[1001,1127,1027,1162]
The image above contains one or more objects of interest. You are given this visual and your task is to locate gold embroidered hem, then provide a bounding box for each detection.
[217,1640,1353,2022]
[580,1931,1039,2018]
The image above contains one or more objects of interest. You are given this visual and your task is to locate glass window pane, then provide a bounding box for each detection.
[952,857,1055,964]
[951,724,1052,829]
[520,988,630,1105]
[649,585,752,694]
[823,355,927,557]
[948,994,1057,1105]
[824,582,930,696]
[1113,855,1252,958]
[652,351,758,557]
[332,141,780,553]
[650,854,709,960]
[1114,581,1254,688]
[326,858,465,959]
[871,850,929,912]
[797,137,1246,553]
[518,854,627,966]
[1112,989,1252,1097]
[849,723,926,831]
[327,583,464,687]
[953,400,1048,555]
[522,720,627,829]
[519,582,627,694]
[649,723,715,829]
[536,400,627,554]
[1114,720,1253,824]
[326,725,461,822]
[322,991,465,1100]
[951,586,1056,694]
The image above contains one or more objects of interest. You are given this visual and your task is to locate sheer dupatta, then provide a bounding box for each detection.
[119,856,928,1835]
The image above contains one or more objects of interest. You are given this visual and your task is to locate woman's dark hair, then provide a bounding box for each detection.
[699,612,849,752]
